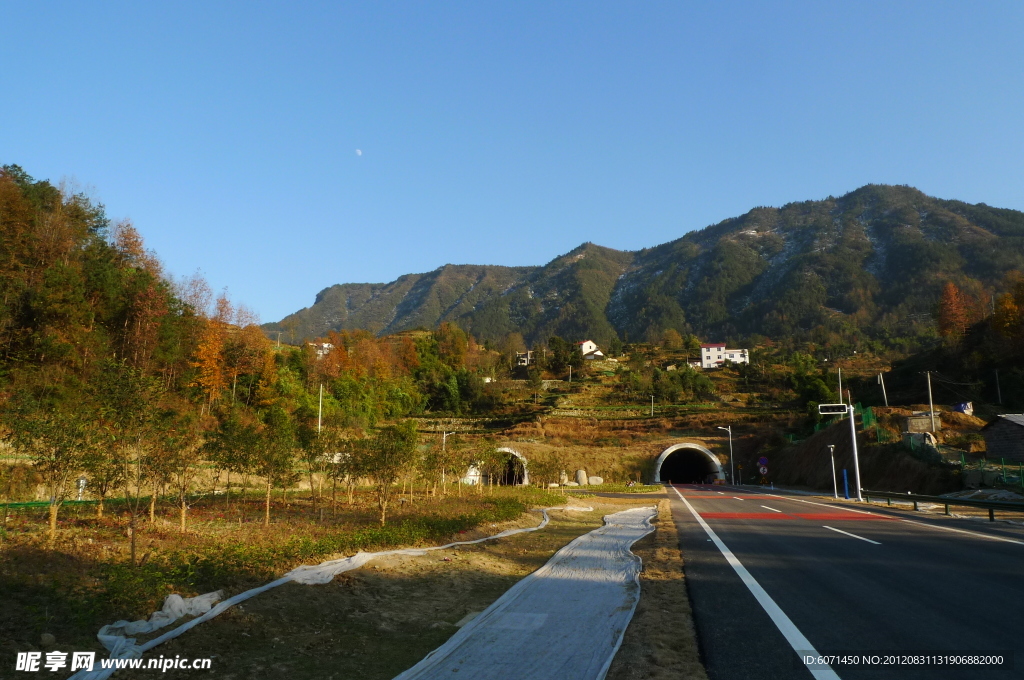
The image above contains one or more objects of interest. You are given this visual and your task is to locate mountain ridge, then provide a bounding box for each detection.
[264,185,1024,347]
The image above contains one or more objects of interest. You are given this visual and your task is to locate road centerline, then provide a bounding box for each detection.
[822,525,881,545]
[670,485,840,680]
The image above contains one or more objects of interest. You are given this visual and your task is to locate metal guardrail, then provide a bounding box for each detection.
[861,489,1024,522]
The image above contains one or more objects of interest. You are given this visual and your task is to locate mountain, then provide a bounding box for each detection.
[265,185,1024,346]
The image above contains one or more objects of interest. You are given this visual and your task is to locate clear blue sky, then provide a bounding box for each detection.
[3,2,1023,323]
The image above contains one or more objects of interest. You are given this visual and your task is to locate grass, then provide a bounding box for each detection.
[0,485,563,653]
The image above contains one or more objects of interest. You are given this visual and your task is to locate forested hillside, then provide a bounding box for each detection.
[268,185,1024,350]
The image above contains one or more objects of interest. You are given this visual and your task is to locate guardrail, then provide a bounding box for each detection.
[861,489,1024,522]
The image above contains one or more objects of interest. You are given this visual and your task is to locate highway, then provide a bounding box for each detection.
[668,484,1024,680]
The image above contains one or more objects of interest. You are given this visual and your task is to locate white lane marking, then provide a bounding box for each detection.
[670,485,841,680]
[898,518,1024,546]
[733,497,745,501]
[716,491,725,495]
[748,489,1024,548]
[823,526,881,545]
[761,505,783,513]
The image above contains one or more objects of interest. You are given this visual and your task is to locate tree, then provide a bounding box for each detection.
[99,360,162,565]
[255,406,298,527]
[161,411,205,532]
[662,329,683,350]
[364,421,418,525]
[206,409,259,510]
[83,437,124,519]
[7,401,93,542]
[938,282,969,342]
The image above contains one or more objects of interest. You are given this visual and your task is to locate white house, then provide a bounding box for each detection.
[576,340,605,360]
[308,342,334,359]
[700,343,749,369]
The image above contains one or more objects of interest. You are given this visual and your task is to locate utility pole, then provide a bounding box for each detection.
[718,426,734,485]
[650,395,655,417]
[568,365,571,383]
[276,331,283,349]
[317,384,323,434]
[878,373,889,407]
[838,367,843,405]
[828,445,838,499]
[995,369,1003,405]
[926,371,936,433]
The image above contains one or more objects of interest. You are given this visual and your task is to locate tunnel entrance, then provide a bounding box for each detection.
[653,443,723,484]
[493,447,529,486]
[498,454,526,485]
[658,449,719,484]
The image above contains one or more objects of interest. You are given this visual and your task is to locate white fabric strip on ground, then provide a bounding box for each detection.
[68,505,594,680]
[392,506,657,680]
[670,485,842,680]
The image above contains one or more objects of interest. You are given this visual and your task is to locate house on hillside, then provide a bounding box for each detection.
[576,340,605,360]
[515,351,535,367]
[700,343,749,369]
[982,415,1024,463]
[307,342,334,359]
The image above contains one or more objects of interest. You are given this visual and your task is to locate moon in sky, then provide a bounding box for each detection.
[355,149,362,156]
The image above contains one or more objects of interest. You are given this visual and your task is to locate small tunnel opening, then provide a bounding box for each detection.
[660,449,718,484]
[497,455,525,486]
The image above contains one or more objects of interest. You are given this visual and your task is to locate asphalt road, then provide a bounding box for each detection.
[669,484,1024,680]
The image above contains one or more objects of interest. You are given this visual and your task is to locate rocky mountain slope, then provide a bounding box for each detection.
[265,185,1024,345]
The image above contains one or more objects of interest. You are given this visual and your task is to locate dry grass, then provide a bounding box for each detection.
[117,498,654,679]
[606,499,707,680]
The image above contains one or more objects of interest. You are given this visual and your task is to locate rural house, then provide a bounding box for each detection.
[982,414,1024,463]
[700,343,749,369]
[577,340,605,360]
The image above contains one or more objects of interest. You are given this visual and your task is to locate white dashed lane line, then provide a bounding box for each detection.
[823,525,881,545]
[760,505,783,513]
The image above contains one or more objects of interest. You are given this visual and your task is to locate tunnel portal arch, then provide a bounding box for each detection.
[653,443,724,484]
[463,447,530,486]
[496,447,529,486]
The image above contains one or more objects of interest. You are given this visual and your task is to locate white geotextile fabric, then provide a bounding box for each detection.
[69,505,593,680]
[393,506,657,680]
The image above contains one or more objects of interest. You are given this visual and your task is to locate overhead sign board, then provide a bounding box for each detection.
[818,403,850,415]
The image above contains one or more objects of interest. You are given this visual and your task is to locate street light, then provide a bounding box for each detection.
[828,444,838,499]
[717,426,734,485]
[818,403,863,501]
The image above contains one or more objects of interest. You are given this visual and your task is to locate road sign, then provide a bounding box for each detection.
[758,456,768,466]
[818,403,849,415]
[758,465,768,475]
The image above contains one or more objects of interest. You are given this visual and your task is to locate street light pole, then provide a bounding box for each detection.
[828,444,838,499]
[848,404,863,501]
[718,426,734,485]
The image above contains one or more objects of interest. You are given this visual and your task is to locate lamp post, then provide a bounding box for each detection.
[717,426,734,485]
[828,444,838,499]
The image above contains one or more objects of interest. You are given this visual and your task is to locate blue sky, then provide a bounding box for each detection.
[3,2,1023,322]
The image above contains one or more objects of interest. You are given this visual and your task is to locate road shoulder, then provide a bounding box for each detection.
[606,498,708,680]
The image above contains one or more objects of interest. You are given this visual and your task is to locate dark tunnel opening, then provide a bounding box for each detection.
[498,455,525,485]
[660,449,718,484]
